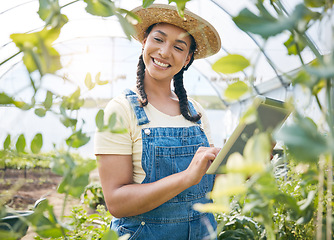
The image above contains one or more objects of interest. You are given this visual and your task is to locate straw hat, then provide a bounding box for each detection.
[129,4,221,59]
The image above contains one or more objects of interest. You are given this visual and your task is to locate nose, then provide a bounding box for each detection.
[158,43,171,58]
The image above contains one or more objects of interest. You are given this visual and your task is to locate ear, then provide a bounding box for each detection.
[142,38,147,48]
[184,53,193,68]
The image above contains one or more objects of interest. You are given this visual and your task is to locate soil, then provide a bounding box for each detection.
[1,169,61,209]
[0,168,94,240]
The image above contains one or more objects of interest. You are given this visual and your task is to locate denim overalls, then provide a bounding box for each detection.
[111,89,217,240]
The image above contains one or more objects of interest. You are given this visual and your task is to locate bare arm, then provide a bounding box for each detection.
[96,147,219,218]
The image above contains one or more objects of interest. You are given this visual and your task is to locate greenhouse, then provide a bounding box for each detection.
[0,0,333,239]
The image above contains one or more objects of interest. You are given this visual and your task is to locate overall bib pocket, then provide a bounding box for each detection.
[155,143,209,201]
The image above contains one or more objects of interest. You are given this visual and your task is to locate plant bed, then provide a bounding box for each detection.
[0,168,62,210]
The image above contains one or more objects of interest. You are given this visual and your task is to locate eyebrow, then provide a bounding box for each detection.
[154,30,188,46]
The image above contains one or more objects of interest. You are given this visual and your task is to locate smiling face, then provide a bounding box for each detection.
[142,23,193,83]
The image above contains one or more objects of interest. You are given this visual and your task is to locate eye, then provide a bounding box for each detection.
[154,37,163,42]
[174,46,184,51]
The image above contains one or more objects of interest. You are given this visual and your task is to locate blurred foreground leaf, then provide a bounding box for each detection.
[274,115,328,162]
[84,0,116,17]
[16,134,26,153]
[233,4,318,38]
[38,0,68,28]
[224,81,250,101]
[66,129,90,148]
[212,54,250,74]
[10,28,62,76]
[31,133,43,154]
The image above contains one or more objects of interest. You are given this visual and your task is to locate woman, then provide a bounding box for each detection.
[94,4,221,239]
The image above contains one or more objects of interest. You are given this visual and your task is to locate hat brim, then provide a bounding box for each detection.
[129,4,221,59]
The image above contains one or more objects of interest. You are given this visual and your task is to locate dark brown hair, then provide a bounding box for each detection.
[136,23,201,122]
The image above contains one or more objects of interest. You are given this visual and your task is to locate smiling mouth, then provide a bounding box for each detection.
[152,58,170,68]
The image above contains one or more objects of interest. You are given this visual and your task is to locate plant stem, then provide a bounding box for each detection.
[61,193,68,221]
[61,0,80,9]
[326,78,334,137]
[264,222,275,240]
[0,51,21,66]
[316,155,325,240]
[208,0,287,88]
[0,0,35,15]
[326,154,333,240]
[325,76,333,240]
[315,94,323,112]
[274,1,324,63]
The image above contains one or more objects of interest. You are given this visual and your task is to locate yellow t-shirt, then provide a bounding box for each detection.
[94,92,213,184]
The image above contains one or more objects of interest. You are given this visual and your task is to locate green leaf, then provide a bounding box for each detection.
[31,133,43,154]
[16,134,26,153]
[27,199,67,238]
[35,108,47,117]
[111,128,128,134]
[95,109,105,131]
[37,228,64,238]
[108,112,117,130]
[95,72,109,85]
[61,87,84,110]
[168,0,190,17]
[274,116,328,162]
[70,174,90,197]
[116,13,136,40]
[224,81,250,101]
[14,101,33,110]
[292,69,314,86]
[4,134,11,149]
[305,63,334,78]
[84,0,116,17]
[212,54,250,74]
[124,9,142,25]
[85,73,95,90]
[233,4,314,38]
[284,34,306,55]
[0,92,14,104]
[44,91,53,109]
[291,68,325,95]
[55,154,95,198]
[311,79,326,95]
[38,0,68,28]
[58,172,90,198]
[10,28,62,75]
[0,230,22,239]
[74,159,96,176]
[240,105,257,125]
[142,0,155,8]
[244,132,272,164]
[66,129,90,148]
[101,230,119,240]
[60,116,78,128]
[304,0,326,8]
[38,0,55,20]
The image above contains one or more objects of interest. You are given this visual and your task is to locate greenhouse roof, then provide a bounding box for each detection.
[0,0,329,106]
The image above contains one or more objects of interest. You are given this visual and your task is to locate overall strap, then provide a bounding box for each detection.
[124,89,150,126]
[188,100,202,125]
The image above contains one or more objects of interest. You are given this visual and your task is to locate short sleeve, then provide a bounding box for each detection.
[94,95,133,155]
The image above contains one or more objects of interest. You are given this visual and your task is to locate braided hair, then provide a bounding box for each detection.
[136,23,201,122]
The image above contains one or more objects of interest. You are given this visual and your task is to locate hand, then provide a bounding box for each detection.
[184,147,220,186]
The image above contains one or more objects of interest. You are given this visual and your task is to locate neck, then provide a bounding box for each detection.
[143,72,175,99]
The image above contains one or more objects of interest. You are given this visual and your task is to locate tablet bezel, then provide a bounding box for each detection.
[206,96,291,174]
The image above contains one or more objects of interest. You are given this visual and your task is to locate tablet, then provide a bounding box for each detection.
[206,95,291,174]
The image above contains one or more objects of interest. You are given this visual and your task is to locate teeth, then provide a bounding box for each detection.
[154,59,169,68]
